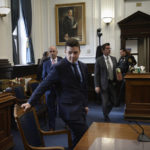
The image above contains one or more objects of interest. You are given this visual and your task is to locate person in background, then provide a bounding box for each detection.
[40,51,50,65]
[37,51,49,81]
[42,46,62,130]
[94,43,117,122]
[126,48,137,72]
[117,49,130,105]
[117,48,137,105]
[117,49,129,76]
[21,38,89,148]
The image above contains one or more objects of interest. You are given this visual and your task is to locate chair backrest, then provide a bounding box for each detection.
[27,80,40,95]
[14,104,45,149]
[28,80,46,105]
[29,82,39,92]
[14,85,26,99]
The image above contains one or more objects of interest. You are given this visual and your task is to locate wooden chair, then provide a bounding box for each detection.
[27,80,47,124]
[13,85,29,104]
[27,80,40,96]
[14,104,72,150]
[5,84,28,129]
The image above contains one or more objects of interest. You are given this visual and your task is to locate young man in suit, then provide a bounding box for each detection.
[94,43,117,122]
[42,46,62,130]
[21,38,89,148]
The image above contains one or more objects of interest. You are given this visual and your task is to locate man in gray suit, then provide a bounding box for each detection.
[94,43,117,122]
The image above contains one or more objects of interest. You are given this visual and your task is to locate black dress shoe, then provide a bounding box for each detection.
[104,116,110,122]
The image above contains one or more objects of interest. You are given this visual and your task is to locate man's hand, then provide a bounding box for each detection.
[95,87,101,94]
[85,107,89,114]
[73,23,77,28]
[21,103,31,112]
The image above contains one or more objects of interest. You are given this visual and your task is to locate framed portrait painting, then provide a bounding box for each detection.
[55,2,86,45]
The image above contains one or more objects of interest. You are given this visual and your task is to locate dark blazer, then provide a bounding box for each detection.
[42,56,62,79]
[63,16,77,37]
[94,55,117,91]
[28,58,88,122]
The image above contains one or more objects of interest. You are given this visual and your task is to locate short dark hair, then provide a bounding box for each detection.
[65,38,80,50]
[43,51,49,57]
[120,48,126,52]
[102,43,110,50]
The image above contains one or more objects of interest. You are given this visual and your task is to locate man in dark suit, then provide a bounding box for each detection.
[21,38,89,148]
[94,43,117,122]
[42,46,62,130]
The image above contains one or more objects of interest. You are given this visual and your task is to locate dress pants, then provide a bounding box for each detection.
[45,89,57,130]
[101,81,116,118]
[65,117,88,149]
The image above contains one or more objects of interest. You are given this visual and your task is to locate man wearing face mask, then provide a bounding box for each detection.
[21,38,89,149]
[42,46,62,131]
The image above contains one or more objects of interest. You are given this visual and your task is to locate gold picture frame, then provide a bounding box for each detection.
[55,2,86,46]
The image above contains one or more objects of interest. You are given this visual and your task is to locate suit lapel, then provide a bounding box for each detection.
[102,56,107,70]
[110,56,113,65]
[48,60,52,69]
[78,61,85,82]
[110,56,115,70]
[57,57,61,62]
[110,56,116,75]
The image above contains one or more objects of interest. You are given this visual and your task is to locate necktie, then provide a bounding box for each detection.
[72,64,81,82]
[106,56,114,80]
[52,59,55,65]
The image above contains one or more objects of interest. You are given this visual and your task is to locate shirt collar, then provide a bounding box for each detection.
[103,55,109,59]
[65,57,79,65]
[51,57,57,61]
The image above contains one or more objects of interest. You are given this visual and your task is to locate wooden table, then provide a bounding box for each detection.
[0,93,16,150]
[74,122,150,150]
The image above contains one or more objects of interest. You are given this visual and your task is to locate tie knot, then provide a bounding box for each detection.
[72,63,78,69]
[72,63,76,67]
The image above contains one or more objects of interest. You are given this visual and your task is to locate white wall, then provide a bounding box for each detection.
[32,0,101,64]
[31,0,125,63]
[0,13,13,64]
[125,0,150,17]
[1,0,150,65]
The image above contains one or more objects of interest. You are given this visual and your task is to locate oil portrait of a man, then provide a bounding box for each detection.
[55,3,86,45]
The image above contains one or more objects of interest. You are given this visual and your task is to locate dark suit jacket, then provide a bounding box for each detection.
[94,55,117,91]
[42,56,62,79]
[28,58,88,122]
[63,16,77,37]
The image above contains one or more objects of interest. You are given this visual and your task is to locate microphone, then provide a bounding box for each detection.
[134,121,150,142]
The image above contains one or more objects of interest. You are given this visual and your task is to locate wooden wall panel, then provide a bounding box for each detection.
[125,73,150,121]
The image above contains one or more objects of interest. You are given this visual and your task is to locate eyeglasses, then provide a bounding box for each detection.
[67,51,79,55]
[49,50,56,53]
[105,48,111,50]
